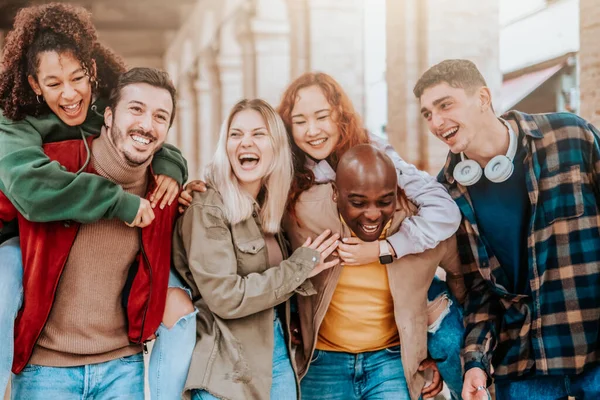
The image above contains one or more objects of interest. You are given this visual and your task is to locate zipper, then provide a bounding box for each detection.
[21,224,81,369]
[136,229,153,343]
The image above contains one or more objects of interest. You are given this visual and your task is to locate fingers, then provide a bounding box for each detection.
[302,236,312,247]
[307,229,332,249]
[184,180,207,193]
[319,237,340,260]
[160,179,179,209]
[341,237,362,245]
[337,249,356,265]
[130,198,155,228]
[315,233,340,255]
[151,175,171,208]
[337,243,358,253]
[321,258,340,269]
[149,175,164,203]
[421,368,442,398]
[179,191,193,207]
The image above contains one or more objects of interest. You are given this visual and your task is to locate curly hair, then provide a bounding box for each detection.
[0,2,126,121]
[277,72,370,217]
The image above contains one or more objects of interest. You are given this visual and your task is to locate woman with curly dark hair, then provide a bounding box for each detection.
[0,3,195,399]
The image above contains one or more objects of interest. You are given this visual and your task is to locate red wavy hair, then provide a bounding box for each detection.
[278,72,370,216]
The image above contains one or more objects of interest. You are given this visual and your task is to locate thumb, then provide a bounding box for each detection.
[302,237,312,247]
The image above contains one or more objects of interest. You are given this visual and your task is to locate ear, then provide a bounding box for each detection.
[28,75,42,95]
[104,106,113,129]
[332,183,338,202]
[478,86,493,112]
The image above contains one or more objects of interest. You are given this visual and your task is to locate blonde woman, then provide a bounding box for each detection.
[172,99,339,400]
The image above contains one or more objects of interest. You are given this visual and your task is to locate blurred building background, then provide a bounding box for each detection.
[1,0,598,178]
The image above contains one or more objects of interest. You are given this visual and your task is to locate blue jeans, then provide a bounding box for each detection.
[1,239,196,400]
[495,364,600,400]
[149,271,198,400]
[427,277,464,400]
[0,237,22,394]
[11,352,145,399]
[193,315,297,400]
[300,346,411,399]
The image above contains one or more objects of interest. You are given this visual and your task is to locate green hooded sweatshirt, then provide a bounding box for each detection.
[0,97,188,229]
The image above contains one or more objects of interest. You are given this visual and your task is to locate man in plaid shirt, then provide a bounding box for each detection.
[414,59,600,400]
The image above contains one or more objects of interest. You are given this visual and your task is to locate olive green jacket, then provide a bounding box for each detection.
[172,188,320,400]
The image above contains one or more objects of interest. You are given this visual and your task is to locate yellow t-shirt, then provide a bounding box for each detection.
[316,220,399,353]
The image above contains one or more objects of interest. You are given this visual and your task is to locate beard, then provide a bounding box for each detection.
[110,123,154,167]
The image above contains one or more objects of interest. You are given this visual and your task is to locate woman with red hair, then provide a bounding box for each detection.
[278,72,465,399]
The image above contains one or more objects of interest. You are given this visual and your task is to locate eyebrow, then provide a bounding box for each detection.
[129,100,170,116]
[230,127,267,132]
[420,96,452,114]
[42,68,86,82]
[291,108,330,119]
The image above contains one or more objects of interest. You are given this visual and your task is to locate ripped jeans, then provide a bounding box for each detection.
[0,238,197,400]
[427,276,465,400]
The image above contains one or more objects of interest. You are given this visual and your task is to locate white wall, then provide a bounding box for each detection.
[500,0,579,73]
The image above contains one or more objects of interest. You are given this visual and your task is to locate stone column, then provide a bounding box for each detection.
[249,0,291,105]
[195,49,222,176]
[287,0,310,79]
[307,0,365,115]
[579,0,600,127]
[177,72,198,179]
[218,18,244,120]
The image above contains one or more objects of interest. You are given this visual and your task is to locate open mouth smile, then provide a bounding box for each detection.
[60,100,83,116]
[308,138,327,147]
[238,153,260,170]
[360,223,381,234]
[441,127,458,141]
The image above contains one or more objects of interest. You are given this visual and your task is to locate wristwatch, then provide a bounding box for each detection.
[379,240,394,264]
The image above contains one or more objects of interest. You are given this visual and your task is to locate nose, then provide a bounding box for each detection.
[61,83,77,101]
[240,132,254,147]
[137,112,153,132]
[364,207,382,222]
[306,120,321,137]
[431,112,444,129]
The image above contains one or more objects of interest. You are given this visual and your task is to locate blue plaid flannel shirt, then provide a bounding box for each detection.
[438,111,600,381]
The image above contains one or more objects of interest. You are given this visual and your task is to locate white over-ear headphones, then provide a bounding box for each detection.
[453,118,517,186]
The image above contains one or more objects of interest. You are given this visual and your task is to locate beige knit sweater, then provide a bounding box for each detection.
[30,131,152,366]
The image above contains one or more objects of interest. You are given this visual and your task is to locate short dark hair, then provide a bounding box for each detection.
[108,67,177,126]
[413,59,487,99]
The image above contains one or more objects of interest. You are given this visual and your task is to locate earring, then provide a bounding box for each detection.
[36,95,44,104]
[91,77,99,91]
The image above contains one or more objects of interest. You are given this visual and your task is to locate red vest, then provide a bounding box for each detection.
[0,138,178,373]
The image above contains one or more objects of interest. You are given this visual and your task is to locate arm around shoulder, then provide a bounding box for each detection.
[0,118,140,224]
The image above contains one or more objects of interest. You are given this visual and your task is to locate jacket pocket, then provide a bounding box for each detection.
[235,238,266,254]
[539,164,584,224]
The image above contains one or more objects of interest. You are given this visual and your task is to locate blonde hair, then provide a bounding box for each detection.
[205,99,293,233]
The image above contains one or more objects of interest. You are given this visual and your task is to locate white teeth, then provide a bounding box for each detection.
[132,135,150,145]
[309,138,327,146]
[362,224,379,233]
[442,127,458,138]
[63,103,79,110]
[239,153,259,161]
